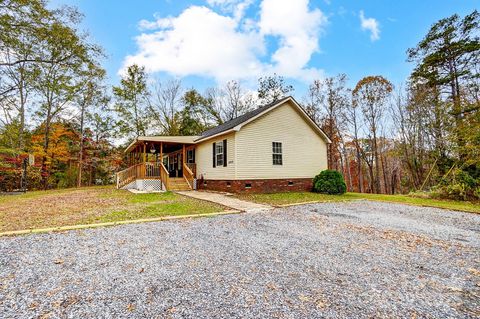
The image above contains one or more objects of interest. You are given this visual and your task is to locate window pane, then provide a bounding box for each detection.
[215,142,224,166]
[216,153,223,166]
[273,154,282,165]
[272,142,282,154]
[272,142,282,165]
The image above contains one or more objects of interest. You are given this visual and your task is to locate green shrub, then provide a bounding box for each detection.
[433,169,479,201]
[474,187,480,200]
[56,166,78,188]
[313,170,347,195]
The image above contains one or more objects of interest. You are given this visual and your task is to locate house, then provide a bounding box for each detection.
[116,96,330,192]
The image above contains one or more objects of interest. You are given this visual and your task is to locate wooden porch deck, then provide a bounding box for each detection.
[117,138,197,192]
[116,162,195,191]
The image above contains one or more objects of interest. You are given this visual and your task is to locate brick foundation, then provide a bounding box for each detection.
[197,178,313,193]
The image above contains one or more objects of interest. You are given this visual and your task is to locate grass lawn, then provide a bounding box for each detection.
[237,192,480,214]
[0,186,224,233]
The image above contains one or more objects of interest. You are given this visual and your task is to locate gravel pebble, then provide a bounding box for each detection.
[0,200,479,318]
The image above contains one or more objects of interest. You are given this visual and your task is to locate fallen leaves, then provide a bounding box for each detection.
[467,268,480,276]
[447,286,463,293]
[298,292,330,310]
[0,188,123,232]
[59,295,80,308]
[339,223,450,250]
[28,301,39,310]
[39,312,52,319]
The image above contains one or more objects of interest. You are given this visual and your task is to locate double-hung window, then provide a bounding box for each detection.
[272,142,283,165]
[215,142,224,166]
[212,139,227,167]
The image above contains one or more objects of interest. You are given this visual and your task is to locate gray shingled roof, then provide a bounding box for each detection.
[195,96,291,141]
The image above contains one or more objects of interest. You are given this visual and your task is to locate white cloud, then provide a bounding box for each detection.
[121,0,327,83]
[124,6,264,81]
[206,0,253,21]
[259,0,327,81]
[359,10,380,41]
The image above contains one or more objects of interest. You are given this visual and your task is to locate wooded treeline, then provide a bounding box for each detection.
[318,10,479,200]
[1,1,479,199]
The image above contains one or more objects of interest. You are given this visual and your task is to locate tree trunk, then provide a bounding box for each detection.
[345,151,353,192]
[77,103,85,187]
[18,67,26,150]
[355,141,363,193]
[380,152,389,194]
[41,113,52,190]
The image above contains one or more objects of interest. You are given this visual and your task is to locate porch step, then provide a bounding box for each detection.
[169,178,192,191]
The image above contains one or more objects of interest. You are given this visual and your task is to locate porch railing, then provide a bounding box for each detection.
[183,162,195,189]
[116,163,143,189]
[116,162,170,190]
[145,162,161,178]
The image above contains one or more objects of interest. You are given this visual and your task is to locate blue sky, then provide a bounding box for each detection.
[50,0,478,96]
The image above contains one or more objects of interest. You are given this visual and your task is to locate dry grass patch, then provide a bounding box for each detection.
[0,186,224,232]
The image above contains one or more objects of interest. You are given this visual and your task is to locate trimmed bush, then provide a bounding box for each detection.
[313,170,347,195]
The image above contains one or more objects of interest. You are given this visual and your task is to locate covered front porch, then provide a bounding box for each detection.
[116,136,199,191]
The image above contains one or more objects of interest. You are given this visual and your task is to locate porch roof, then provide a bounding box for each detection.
[125,136,200,153]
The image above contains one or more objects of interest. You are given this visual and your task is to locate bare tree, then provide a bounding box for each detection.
[224,80,255,120]
[148,79,183,135]
[257,74,294,105]
[303,80,323,124]
[75,63,106,187]
[205,80,255,124]
[353,76,393,193]
[345,92,364,192]
[304,74,349,170]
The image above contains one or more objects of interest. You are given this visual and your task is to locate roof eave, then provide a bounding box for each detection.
[124,139,139,154]
[194,128,237,143]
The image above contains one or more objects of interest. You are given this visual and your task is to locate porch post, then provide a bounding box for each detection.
[160,142,163,165]
[143,143,146,163]
[182,144,186,166]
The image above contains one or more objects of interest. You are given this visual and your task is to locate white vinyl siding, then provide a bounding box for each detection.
[235,100,328,179]
[196,133,235,180]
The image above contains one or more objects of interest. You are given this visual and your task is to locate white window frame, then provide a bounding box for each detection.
[215,142,224,167]
[272,142,283,165]
[187,149,194,163]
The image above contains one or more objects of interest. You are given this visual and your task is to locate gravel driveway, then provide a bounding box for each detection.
[1,201,479,318]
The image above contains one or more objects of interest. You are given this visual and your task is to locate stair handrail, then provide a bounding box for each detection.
[159,162,170,190]
[186,163,196,176]
[183,162,194,189]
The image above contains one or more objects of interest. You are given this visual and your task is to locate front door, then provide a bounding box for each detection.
[169,153,183,177]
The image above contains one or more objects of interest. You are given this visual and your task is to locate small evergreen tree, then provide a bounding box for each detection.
[313,170,347,194]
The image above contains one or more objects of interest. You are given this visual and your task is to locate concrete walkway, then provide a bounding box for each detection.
[177,191,273,212]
